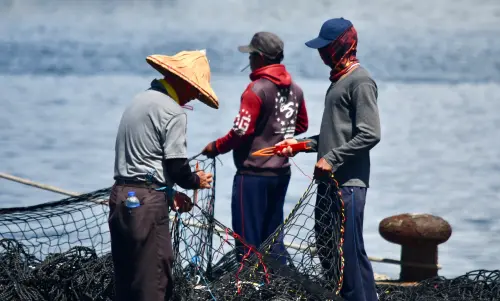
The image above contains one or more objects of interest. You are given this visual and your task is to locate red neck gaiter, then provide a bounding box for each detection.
[319,25,360,83]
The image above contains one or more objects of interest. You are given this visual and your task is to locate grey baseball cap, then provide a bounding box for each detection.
[238,32,284,59]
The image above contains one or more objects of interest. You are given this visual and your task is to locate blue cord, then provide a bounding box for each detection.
[145,169,175,199]
[197,268,217,300]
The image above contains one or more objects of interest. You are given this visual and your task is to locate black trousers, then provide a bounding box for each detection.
[108,183,174,301]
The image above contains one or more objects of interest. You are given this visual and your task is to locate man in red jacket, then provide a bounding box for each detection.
[202,32,308,262]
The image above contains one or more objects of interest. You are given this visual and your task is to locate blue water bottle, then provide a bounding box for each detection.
[125,191,140,208]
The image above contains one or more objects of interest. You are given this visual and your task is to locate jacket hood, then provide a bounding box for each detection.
[249,64,292,86]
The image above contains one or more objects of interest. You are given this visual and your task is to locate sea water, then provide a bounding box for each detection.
[0,0,499,279]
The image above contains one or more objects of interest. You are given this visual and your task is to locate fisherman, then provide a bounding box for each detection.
[108,50,217,301]
[277,18,381,301]
[201,32,309,262]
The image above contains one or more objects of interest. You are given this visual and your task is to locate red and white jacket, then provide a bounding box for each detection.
[214,64,309,176]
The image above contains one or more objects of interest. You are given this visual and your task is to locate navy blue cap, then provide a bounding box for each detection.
[305,18,353,49]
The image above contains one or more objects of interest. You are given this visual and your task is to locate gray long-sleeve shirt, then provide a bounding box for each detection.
[301,66,381,187]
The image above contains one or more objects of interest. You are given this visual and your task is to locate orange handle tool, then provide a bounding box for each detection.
[252,140,311,157]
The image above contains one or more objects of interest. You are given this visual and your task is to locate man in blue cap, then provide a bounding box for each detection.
[276,18,381,301]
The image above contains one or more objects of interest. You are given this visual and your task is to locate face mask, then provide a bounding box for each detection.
[319,46,335,68]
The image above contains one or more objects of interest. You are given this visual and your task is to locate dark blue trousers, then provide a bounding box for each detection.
[315,185,378,301]
[231,174,290,263]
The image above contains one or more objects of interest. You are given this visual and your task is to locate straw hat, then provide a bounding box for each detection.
[146,49,219,109]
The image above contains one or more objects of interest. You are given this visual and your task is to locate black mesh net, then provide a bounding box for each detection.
[0,156,217,301]
[1,157,500,301]
[376,270,500,301]
[170,157,222,299]
[183,177,346,301]
[171,156,217,275]
[0,187,112,260]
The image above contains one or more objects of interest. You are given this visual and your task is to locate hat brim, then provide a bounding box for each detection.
[146,56,219,109]
[238,45,257,53]
[305,36,332,49]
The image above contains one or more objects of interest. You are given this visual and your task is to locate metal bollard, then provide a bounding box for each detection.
[379,213,452,282]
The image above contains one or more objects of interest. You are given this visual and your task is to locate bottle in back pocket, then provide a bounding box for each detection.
[125,191,140,208]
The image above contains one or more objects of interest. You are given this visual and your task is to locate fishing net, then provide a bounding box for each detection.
[0,187,112,259]
[171,156,217,274]
[1,157,500,301]
[1,235,499,301]
[0,156,217,301]
[0,238,114,301]
[170,157,221,299]
[182,177,346,301]
[376,270,500,301]
[0,156,216,261]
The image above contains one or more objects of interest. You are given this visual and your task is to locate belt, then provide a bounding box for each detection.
[114,178,175,207]
[114,178,163,189]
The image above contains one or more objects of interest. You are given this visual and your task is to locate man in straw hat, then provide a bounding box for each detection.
[108,49,217,301]
[201,32,309,263]
[276,18,381,301]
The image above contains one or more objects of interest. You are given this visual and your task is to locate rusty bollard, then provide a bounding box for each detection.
[379,213,452,282]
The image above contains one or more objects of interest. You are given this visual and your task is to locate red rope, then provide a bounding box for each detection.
[232,232,270,294]
[290,158,313,180]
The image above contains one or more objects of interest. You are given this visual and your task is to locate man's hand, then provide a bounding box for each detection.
[275,138,298,157]
[196,170,213,189]
[313,158,333,180]
[171,191,194,213]
[201,141,219,158]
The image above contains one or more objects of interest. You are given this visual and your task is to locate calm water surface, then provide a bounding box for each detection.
[1,0,499,279]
